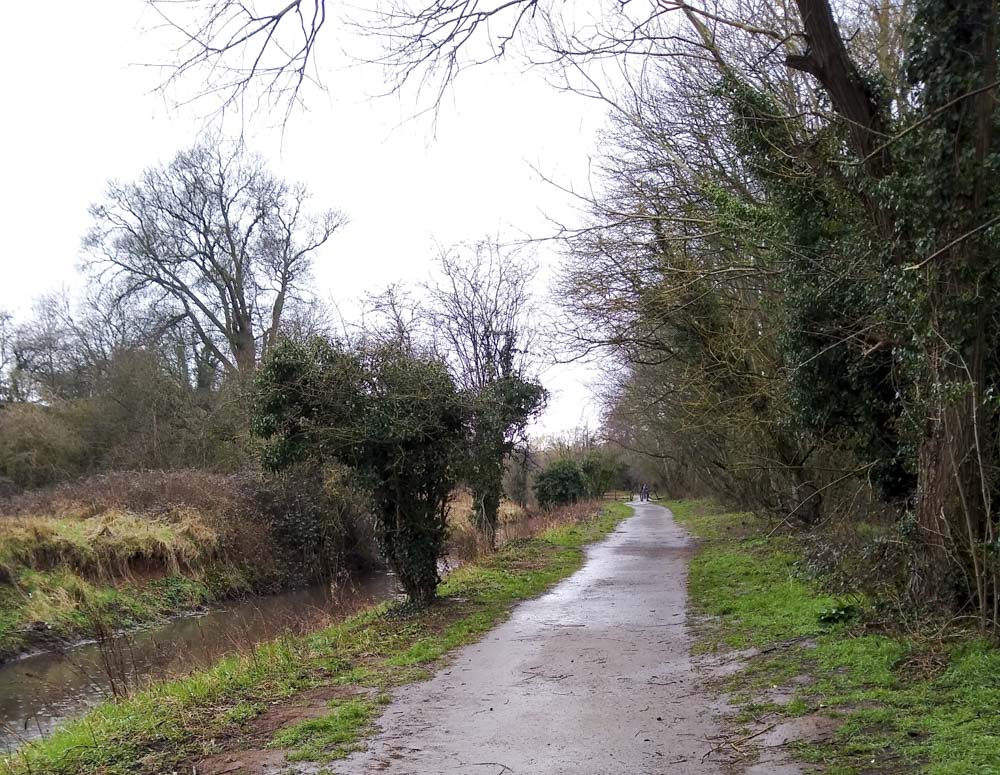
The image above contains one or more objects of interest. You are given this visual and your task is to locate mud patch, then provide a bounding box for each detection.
[245,685,362,736]
[193,749,287,775]
[190,685,366,775]
[699,714,835,774]
[698,647,759,678]
[756,714,839,748]
[744,759,805,775]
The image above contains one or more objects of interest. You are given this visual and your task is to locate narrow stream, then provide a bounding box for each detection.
[0,572,401,753]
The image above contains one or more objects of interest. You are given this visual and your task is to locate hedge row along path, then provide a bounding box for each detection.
[336,501,729,775]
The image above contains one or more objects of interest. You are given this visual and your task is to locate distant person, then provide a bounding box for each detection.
[640,483,649,502]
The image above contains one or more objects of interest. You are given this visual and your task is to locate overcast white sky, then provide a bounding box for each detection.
[0,1,612,436]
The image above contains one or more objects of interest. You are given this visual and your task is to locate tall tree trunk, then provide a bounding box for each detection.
[912,300,990,609]
[909,1,997,613]
[787,0,888,176]
[912,378,978,602]
[233,317,257,373]
[788,0,998,619]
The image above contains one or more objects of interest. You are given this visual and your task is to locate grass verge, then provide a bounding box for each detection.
[671,499,1000,775]
[1,502,631,774]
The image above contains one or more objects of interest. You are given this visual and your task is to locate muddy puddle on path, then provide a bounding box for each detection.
[0,572,402,753]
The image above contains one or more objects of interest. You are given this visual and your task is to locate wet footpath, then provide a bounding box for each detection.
[337,501,726,775]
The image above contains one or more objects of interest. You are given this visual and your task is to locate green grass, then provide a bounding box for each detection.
[688,538,839,648]
[270,697,388,762]
[1,502,631,775]
[672,498,1000,775]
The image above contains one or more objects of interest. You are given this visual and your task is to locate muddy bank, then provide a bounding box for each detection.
[0,470,386,663]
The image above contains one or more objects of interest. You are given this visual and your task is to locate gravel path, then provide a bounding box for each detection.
[335,501,727,775]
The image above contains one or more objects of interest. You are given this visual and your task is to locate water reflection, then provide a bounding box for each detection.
[0,572,400,752]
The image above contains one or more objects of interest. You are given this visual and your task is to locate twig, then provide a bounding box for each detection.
[473,763,515,774]
[904,213,1000,271]
[700,721,781,762]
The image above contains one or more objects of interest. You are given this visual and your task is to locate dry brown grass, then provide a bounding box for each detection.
[0,509,221,582]
[445,492,607,562]
[0,471,271,582]
[445,489,527,560]
[0,471,249,524]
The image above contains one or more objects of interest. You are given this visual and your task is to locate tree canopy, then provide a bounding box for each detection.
[86,136,344,375]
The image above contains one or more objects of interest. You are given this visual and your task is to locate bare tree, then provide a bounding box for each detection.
[427,241,546,547]
[0,310,15,402]
[85,136,344,375]
[147,0,821,114]
[427,242,538,390]
[149,0,547,112]
[150,0,331,119]
[5,293,90,401]
[146,0,688,112]
[362,284,426,351]
[277,296,341,342]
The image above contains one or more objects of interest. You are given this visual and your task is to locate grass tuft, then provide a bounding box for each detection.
[270,698,385,762]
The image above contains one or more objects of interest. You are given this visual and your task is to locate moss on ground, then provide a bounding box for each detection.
[1,502,630,775]
[672,498,1000,775]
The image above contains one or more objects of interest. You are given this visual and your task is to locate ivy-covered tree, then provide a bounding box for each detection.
[892,0,1000,612]
[252,337,467,604]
